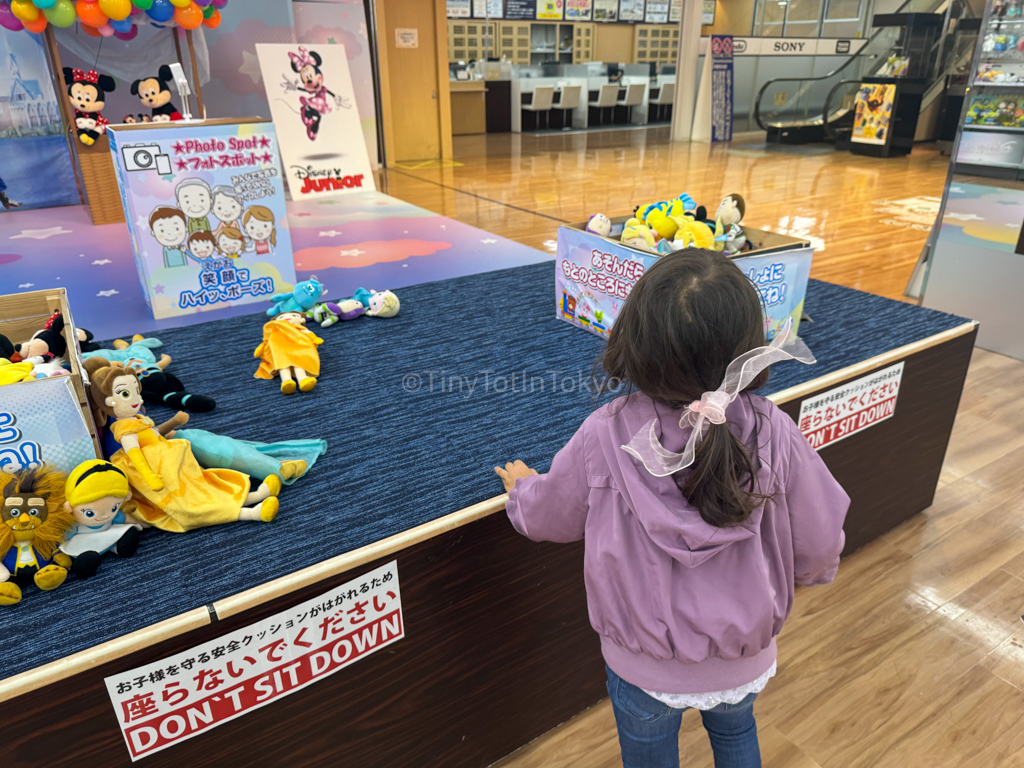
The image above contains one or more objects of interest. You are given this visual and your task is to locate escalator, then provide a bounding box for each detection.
[754,0,980,145]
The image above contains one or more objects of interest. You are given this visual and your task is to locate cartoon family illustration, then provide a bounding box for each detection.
[281,47,351,141]
[149,179,278,268]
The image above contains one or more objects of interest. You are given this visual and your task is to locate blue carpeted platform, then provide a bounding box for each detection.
[2,262,970,680]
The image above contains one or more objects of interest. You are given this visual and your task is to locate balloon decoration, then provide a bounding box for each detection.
[0,0,228,33]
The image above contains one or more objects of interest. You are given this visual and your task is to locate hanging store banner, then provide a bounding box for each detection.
[798,364,904,450]
[594,0,618,20]
[710,35,733,143]
[473,0,504,17]
[447,0,471,17]
[506,0,538,19]
[566,0,593,21]
[645,0,669,23]
[537,0,564,19]
[106,561,405,761]
[619,0,645,21]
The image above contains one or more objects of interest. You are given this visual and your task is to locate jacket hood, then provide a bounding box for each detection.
[595,393,770,568]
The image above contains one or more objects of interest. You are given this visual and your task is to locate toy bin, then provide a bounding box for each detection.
[555,217,813,340]
[0,289,102,475]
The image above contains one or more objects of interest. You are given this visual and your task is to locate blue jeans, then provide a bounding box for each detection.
[606,666,761,768]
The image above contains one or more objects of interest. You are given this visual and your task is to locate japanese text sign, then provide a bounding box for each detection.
[105,561,404,761]
[798,363,904,450]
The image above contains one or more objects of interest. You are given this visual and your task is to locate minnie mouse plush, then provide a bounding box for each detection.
[62,68,116,146]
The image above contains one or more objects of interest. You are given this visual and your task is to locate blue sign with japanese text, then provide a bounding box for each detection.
[107,121,297,320]
[711,34,734,143]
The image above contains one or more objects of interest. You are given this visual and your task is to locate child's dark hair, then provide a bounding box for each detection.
[598,249,771,528]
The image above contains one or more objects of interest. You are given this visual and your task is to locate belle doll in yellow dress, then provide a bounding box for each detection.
[254,311,323,394]
[85,360,280,532]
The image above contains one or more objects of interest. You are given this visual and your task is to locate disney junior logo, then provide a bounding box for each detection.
[292,165,365,194]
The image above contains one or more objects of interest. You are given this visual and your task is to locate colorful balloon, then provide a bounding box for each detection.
[34,0,58,9]
[168,0,188,6]
[132,0,153,8]
[202,6,218,27]
[96,20,113,34]
[212,0,226,7]
[23,13,47,31]
[75,0,108,26]
[10,1,40,22]
[80,19,100,34]
[97,0,130,20]
[108,13,130,30]
[145,0,173,21]
[0,4,25,30]
[194,0,211,5]
[201,3,212,17]
[43,0,76,26]
[172,0,199,27]
[113,22,136,38]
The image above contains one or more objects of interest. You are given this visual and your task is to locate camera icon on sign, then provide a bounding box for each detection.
[121,143,172,175]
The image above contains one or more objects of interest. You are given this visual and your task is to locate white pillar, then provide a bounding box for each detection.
[671,0,703,142]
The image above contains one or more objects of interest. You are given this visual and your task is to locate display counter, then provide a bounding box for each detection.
[0,262,975,768]
[450,81,488,136]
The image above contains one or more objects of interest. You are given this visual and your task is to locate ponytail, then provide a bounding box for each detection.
[674,416,767,527]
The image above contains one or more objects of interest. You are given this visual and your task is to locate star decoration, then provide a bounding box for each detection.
[92,259,112,265]
[339,248,366,257]
[261,152,274,164]
[17,282,33,288]
[96,289,119,297]
[175,159,189,172]
[172,141,185,154]
[259,135,271,148]
[239,50,263,84]
[154,285,165,294]
[328,36,337,44]
[10,226,71,240]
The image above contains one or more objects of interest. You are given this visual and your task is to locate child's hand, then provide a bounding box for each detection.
[495,461,538,493]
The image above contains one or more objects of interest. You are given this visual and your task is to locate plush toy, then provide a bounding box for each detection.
[365,290,400,318]
[350,287,374,308]
[670,215,718,250]
[0,333,13,361]
[0,361,34,386]
[716,194,747,255]
[254,312,323,394]
[60,460,144,579]
[130,65,183,122]
[62,67,115,146]
[83,359,280,532]
[268,277,326,317]
[306,299,366,327]
[0,465,74,605]
[31,361,72,379]
[12,310,70,364]
[621,218,659,252]
[83,335,215,412]
[644,208,679,241]
[586,213,612,237]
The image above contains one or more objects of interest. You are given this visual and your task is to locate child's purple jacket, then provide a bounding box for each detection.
[507,391,849,694]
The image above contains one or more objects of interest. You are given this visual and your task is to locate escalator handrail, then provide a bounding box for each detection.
[753,0,948,130]
[822,78,863,140]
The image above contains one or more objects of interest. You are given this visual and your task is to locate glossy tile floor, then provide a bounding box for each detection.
[386,132,1024,766]
[382,128,949,301]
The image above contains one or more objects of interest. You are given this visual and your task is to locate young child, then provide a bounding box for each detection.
[496,250,849,768]
[217,226,246,259]
[186,230,218,262]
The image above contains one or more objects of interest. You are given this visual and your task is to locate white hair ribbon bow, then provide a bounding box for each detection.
[621,318,816,477]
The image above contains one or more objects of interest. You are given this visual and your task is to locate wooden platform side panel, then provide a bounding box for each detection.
[0,513,605,768]
[776,327,978,553]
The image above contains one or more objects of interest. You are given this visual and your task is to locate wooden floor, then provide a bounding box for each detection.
[384,132,1024,766]
[382,128,951,301]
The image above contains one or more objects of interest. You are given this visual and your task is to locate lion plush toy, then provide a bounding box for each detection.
[0,465,74,606]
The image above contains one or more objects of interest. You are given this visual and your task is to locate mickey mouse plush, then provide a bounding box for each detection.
[62,67,115,146]
[131,65,182,123]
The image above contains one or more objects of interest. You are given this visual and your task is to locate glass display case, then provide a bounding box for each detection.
[954,0,1024,177]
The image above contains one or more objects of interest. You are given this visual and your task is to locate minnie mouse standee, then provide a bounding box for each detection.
[62,67,116,146]
[282,47,350,141]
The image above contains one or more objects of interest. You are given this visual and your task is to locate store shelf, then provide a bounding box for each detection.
[963,123,1024,132]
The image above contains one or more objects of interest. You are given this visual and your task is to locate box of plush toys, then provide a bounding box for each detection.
[556,192,814,341]
[0,288,104,475]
